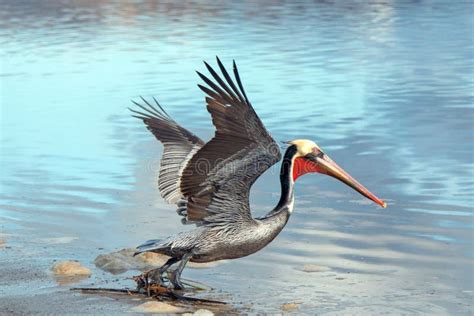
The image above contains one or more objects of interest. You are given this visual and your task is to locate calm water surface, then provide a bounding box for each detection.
[1,0,473,314]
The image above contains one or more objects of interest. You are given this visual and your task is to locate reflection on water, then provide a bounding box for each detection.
[1,0,473,314]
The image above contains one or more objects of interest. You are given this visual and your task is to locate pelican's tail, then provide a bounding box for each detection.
[133,239,165,256]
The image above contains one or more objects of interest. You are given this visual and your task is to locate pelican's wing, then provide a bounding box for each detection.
[130,98,205,204]
[180,57,281,226]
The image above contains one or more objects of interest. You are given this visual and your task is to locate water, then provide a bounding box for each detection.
[1,0,473,314]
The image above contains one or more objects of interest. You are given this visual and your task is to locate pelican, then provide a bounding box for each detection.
[130,57,386,290]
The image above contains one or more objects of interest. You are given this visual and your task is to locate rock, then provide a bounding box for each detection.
[299,264,331,273]
[182,309,214,316]
[94,248,152,274]
[138,251,170,267]
[40,237,78,244]
[52,261,91,276]
[131,301,186,314]
[95,248,221,274]
[135,250,220,269]
[281,303,299,312]
[188,260,220,269]
[192,309,214,316]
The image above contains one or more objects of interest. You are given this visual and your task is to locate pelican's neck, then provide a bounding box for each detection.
[263,145,297,220]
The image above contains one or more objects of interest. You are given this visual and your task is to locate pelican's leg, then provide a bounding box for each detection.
[148,256,180,284]
[168,253,191,290]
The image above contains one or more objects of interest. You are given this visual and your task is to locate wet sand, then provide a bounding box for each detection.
[1,191,472,314]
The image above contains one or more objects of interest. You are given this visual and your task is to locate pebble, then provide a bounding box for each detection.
[131,301,186,314]
[192,309,214,316]
[281,303,299,312]
[300,264,331,273]
[52,261,91,276]
[40,237,78,244]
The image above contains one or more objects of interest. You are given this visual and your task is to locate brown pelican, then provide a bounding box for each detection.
[130,57,386,290]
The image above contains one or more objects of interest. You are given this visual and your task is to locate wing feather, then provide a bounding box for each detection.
[131,98,205,204]
[180,57,281,226]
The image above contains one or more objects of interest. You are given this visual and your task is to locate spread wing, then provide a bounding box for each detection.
[179,57,281,226]
[130,97,205,204]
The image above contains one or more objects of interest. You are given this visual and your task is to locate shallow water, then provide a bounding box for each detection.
[1,0,473,314]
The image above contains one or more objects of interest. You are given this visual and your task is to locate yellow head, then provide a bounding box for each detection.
[285,139,387,208]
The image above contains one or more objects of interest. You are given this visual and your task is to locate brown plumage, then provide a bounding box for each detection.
[130,57,386,291]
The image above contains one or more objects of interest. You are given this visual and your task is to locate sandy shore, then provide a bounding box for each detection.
[0,231,232,314]
[1,218,472,315]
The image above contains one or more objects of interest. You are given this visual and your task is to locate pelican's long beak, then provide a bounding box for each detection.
[310,154,387,208]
